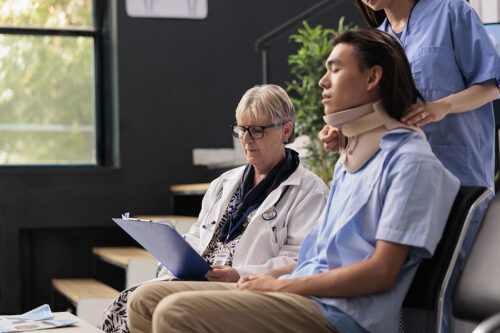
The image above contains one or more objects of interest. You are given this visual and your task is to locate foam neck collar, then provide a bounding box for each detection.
[323,101,425,173]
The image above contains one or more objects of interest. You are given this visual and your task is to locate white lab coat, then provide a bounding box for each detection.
[182,164,329,277]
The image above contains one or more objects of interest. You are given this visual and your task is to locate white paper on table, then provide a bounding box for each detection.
[0,304,77,332]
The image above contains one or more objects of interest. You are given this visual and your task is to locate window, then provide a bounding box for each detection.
[0,0,102,165]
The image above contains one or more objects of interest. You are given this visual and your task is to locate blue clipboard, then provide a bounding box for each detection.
[112,218,211,281]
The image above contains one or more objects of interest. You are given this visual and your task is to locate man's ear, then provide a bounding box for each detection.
[367,65,383,92]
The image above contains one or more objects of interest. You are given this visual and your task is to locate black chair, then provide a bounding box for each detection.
[451,193,500,333]
[399,186,491,333]
[470,314,500,333]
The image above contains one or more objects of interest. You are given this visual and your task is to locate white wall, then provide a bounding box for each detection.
[470,0,500,23]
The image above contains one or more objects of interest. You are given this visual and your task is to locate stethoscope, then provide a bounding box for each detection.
[201,186,224,230]
[201,184,291,233]
[261,185,290,221]
[221,184,291,243]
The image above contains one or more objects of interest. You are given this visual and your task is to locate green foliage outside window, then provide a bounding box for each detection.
[0,0,92,28]
[287,18,354,183]
[0,0,96,165]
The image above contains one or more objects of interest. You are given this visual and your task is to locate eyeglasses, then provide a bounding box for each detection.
[231,123,282,140]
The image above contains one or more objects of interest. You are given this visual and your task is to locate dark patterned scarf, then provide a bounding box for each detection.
[218,148,299,243]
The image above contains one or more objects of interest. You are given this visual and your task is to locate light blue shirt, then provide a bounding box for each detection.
[381,0,500,189]
[284,130,460,333]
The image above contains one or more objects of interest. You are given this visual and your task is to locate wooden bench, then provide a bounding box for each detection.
[170,183,210,195]
[52,278,119,327]
[170,183,209,216]
[92,246,158,288]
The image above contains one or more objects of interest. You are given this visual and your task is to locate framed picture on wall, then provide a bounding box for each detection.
[126,0,208,19]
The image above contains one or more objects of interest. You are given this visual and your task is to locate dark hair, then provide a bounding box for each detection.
[331,28,424,119]
[355,0,386,27]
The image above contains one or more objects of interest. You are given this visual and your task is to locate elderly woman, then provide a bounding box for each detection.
[100,84,328,332]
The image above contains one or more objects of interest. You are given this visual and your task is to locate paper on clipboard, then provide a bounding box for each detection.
[113,217,211,281]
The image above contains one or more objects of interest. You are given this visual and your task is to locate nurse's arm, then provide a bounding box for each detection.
[240,240,409,297]
[440,79,500,114]
[402,79,499,127]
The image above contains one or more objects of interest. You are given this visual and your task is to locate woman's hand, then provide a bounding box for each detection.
[318,125,340,153]
[401,101,450,127]
[403,80,498,127]
[237,273,284,292]
[206,265,240,282]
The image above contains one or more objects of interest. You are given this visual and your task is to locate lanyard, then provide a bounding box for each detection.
[384,0,419,49]
[224,203,257,244]
[223,185,290,244]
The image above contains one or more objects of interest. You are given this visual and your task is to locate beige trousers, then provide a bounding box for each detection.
[127,280,339,333]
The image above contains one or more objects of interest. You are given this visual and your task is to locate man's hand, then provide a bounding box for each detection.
[318,125,340,153]
[206,265,240,282]
[237,274,284,292]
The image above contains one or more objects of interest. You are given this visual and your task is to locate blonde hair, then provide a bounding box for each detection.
[235,84,295,142]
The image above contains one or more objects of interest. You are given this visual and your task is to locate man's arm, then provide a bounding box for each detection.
[238,240,409,298]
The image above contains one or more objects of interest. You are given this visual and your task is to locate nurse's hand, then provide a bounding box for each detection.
[401,101,448,127]
[318,125,340,153]
[237,274,283,292]
[206,265,240,282]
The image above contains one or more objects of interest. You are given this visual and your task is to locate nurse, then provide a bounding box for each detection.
[322,0,500,189]
[317,1,500,330]
[356,0,500,190]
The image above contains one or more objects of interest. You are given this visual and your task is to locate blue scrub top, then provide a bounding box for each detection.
[284,130,460,333]
[381,0,500,189]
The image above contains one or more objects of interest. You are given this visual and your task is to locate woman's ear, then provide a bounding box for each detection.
[282,121,293,142]
[367,65,383,92]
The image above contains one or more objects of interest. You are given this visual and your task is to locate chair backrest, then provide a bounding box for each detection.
[399,186,490,333]
[453,193,500,323]
[403,186,488,311]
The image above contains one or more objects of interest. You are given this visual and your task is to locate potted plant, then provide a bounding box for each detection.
[287,18,354,183]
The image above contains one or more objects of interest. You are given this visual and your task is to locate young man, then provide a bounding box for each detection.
[127,29,460,333]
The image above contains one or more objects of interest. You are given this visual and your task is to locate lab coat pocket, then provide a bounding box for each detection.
[268,218,287,248]
[274,225,288,247]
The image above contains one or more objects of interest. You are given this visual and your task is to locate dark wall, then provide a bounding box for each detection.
[0,0,362,313]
